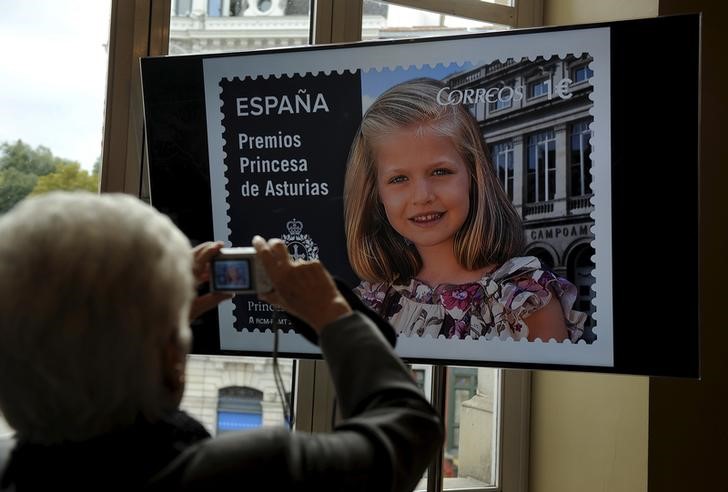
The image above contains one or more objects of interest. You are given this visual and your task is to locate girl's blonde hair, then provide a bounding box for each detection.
[344,77,524,284]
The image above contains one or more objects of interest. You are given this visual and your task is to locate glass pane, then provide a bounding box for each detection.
[0,0,111,437]
[0,1,110,217]
[363,0,510,40]
[181,355,295,433]
[169,0,312,55]
[444,366,500,489]
[410,364,431,394]
[168,0,310,433]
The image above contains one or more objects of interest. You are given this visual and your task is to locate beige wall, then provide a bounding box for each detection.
[530,373,648,492]
[530,2,658,492]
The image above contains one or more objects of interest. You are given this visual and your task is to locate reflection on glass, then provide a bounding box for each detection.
[362,0,510,40]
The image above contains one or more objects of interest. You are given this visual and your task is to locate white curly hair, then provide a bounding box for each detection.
[0,191,195,444]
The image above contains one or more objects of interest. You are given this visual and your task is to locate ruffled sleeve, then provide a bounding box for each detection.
[494,257,587,342]
[355,280,389,314]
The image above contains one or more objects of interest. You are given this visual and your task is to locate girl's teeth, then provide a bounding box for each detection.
[414,213,441,222]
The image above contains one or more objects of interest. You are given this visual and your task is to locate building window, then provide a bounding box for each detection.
[169,0,311,54]
[570,120,592,196]
[528,77,549,98]
[491,140,514,198]
[572,64,593,83]
[230,0,246,16]
[175,0,192,16]
[217,386,263,433]
[208,0,223,17]
[257,0,273,14]
[489,85,513,112]
[527,130,556,203]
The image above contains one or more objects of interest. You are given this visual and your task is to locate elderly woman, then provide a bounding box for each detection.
[0,192,442,491]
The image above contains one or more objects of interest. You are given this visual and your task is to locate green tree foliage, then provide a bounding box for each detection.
[92,155,101,176]
[0,140,98,214]
[0,140,70,175]
[31,162,98,195]
[0,168,37,214]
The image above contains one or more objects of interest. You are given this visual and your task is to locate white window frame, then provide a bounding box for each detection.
[101,2,541,492]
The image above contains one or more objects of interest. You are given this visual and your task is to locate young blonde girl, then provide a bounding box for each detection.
[344,78,586,342]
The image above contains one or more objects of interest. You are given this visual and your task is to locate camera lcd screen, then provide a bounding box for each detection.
[213,259,251,291]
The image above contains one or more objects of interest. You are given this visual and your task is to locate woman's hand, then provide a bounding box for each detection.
[252,235,351,333]
[189,241,233,321]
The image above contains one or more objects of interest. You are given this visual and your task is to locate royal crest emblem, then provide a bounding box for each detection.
[281,218,319,261]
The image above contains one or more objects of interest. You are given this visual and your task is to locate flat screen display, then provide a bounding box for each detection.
[141,14,700,376]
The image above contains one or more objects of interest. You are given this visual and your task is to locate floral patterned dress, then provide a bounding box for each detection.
[355,256,587,342]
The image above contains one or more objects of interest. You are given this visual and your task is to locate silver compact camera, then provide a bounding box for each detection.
[210,247,273,294]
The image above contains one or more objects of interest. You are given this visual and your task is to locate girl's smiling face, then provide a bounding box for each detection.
[374,125,471,253]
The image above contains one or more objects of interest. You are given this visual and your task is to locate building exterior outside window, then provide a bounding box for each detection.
[181,355,293,434]
[176,0,193,16]
[217,386,264,433]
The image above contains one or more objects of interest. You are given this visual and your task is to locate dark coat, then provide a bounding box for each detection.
[0,313,443,491]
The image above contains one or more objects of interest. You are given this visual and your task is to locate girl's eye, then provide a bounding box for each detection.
[432,168,453,176]
[388,175,407,184]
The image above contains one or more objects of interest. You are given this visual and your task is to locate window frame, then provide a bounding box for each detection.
[527,77,550,99]
[491,140,515,200]
[101,2,540,491]
[569,120,592,198]
[571,63,594,85]
[216,386,264,433]
[489,83,515,113]
[527,129,556,204]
